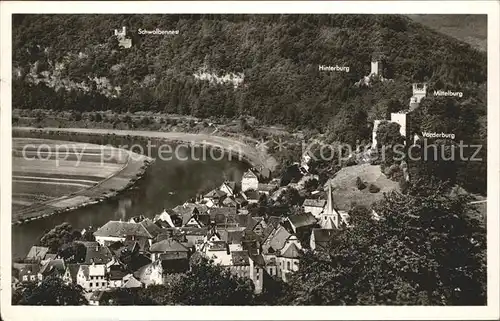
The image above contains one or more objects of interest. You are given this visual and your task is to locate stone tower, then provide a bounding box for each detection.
[372,120,382,149]
[412,83,427,103]
[370,60,383,77]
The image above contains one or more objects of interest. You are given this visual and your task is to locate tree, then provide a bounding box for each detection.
[355,176,366,190]
[14,277,87,305]
[172,256,255,305]
[58,242,87,263]
[287,179,486,305]
[278,187,302,207]
[39,222,78,253]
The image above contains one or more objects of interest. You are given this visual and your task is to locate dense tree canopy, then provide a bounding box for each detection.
[286,179,486,305]
[13,277,88,305]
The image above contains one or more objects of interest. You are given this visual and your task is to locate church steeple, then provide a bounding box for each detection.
[324,184,339,229]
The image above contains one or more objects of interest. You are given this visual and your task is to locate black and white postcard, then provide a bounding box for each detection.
[1,1,499,320]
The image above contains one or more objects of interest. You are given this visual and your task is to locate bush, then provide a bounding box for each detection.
[356,177,366,190]
[368,183,380,193]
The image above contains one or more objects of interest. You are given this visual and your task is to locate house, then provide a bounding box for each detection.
[93,220,157,246]
[77,264,107,292]
[310,228,336,251]
[302,199,327,218]
[241,169,259,192]
[153,209,176,228]
[245,216,267,237]
[209,207,238,227]
[182,213,210,228]
[107,265,129,288]
[122,274,143,288]
[258,182,278,195]
[227,251,266,294]
[220,181,236,197]
[158,252,190,274]
[287,212,318,234]
[84,244,113,265]
[203,188,227,206]
[25,246,49,262]
[262,225,292,254]
[63,263,81,285]
[16,263,41,283]
[202,241,232,265]
[149,239,189,262]
[134,261,164,287]
[222,196,238,207]
[276,242,301,282]
[38,259,65,281]
[243,189,260,204]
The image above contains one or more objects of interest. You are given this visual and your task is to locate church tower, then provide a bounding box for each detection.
[321,184,339,229]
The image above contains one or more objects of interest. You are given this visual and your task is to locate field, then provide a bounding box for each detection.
[325,164,400,211]
[12,138,152,223]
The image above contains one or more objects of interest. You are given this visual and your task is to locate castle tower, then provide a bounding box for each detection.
[372,120,382,149]
[412,83,427,103]
[390,112,409,143]
[370,61,383,77]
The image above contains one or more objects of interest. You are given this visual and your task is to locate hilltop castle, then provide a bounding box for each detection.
[371,82,427,149]
[113,26,132,49]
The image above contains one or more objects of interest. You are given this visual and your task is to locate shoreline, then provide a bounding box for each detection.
[13,127,278,171]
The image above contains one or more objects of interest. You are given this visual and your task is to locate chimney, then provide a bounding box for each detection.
[122,26,126,35]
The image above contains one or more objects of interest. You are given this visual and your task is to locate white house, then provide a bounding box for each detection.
[241,169,259,192]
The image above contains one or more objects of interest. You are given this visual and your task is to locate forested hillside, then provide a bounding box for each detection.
[12,14,487,194]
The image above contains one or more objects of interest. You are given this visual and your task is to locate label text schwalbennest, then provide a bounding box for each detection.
[138,28,179,35]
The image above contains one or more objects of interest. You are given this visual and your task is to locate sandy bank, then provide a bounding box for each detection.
[13,127,278,171]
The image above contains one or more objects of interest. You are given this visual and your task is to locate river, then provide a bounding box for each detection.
[12,133,249,259]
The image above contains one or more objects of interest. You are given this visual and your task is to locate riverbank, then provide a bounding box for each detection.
[12,137,154,225]
[13,127,278,171]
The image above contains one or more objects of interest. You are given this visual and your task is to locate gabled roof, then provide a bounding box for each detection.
[172,203,208,217]
[149,239,189,253]
[219,229,244,244]
[266,216,283,228]
[204,189,227,199]
[122,275,142,288]
[40,259,65,276]
[221,181,236,192]
[312,228,336,243]
[160,257,189,273]
[258,183,277,192]
[223,197,238,207]
[17,263,40,278]
[303,199,327,208]
[78,265,90,278]
[231,251,250,266]
[108,266,128,280]
[85,245,113,264]
[288,213,318,229]
[182,213,210,227]
[280,243,301,259]
[243,169,259,179]
[65,263,80,281]
[207,241,228,252]
[140,219,163,238]
[267,226,292,253]
[94,221,153,238]
[25,246,49,261]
